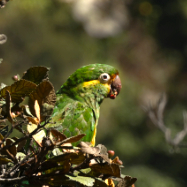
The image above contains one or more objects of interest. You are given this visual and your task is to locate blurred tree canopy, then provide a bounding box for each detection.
[1,0,187,186]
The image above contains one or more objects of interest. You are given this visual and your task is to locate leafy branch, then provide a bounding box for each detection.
[0,67,137,187]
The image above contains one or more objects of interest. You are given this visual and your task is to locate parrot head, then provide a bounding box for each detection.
[58,64,121,103]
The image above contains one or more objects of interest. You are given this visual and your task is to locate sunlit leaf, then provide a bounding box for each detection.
[26,116,39,125]
[27,123,46,147]
[105,178,115,187]
[80,168,91,174]
[29,80,56,121]
[22,66,50,85]
[0,79,37,103]
[16,152,26,161]
[66,175,95,186]
[112,156,123,165]
[5,90,14,123]
[34,100,41,122]
[46,175,84,187]
[0,83,7,90]
[79,141,100,155]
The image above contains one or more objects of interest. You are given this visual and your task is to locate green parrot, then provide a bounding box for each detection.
[46,64,121,146]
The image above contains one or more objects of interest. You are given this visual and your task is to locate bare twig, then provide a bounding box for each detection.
[0,176,26,183]
[145,93,187,148]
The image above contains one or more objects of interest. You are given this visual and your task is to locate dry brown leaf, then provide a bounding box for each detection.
[55,134,85,146]
[29,80,56,121]
[0,79,37,103]
[26,116,40,125]
[79,142,100,155]
[49,129,67,145]
[6,138,17,157]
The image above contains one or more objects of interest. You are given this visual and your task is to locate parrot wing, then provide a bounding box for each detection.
[46,94,97,145]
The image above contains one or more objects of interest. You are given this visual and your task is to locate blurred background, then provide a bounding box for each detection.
[1,0,187,186]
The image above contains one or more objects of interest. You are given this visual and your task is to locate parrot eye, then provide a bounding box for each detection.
[99,73,110,83]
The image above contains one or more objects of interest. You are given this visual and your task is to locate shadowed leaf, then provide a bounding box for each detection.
[116,176,137,187]
[49,129,67,145]
[12,137,27,152]
[0,156,13,164]
[90,163,121,178]
[44,160,71,174]
[47,152,85,165]
[22,66,50,85]
[56,134,85,146]
[0,79,37,103]
[94,178,108,187]
[6,138,17,157]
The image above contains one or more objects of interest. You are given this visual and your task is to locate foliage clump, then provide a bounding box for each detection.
[0,67,137,187]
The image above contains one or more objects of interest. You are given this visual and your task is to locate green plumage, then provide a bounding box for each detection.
[46,64,119,145]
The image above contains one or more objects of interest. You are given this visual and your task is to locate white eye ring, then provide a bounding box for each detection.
[99,73,110,83]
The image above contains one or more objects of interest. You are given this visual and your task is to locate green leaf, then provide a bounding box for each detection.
[0,79,37,103]
[80,168,91,174]
[22,66,50,84]
[29,80,56,121]
[66,175,95,186]
[0,155,13,164]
